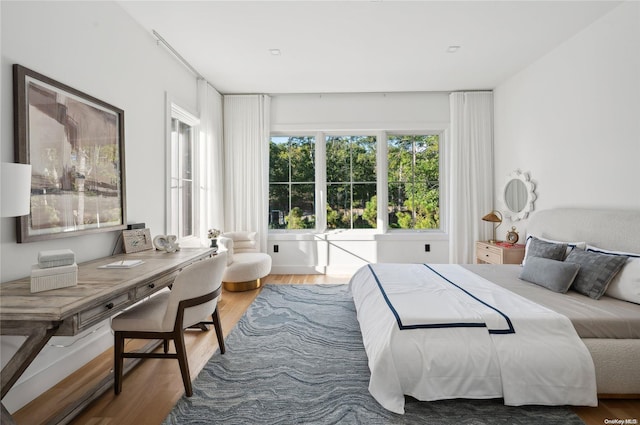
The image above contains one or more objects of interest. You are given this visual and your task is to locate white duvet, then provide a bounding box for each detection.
[349,263,597,414]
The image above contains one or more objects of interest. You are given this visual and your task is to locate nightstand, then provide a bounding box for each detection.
[475,241,525,265]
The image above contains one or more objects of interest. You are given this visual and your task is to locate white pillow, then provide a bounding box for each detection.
[217,236,234,265]
[224,231,257,242]
[587,245,640,304]
[523,235,586,265]
[223,231,257,252]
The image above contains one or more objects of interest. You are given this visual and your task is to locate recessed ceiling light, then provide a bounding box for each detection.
[269,49,281,56]
[446,45,461,53]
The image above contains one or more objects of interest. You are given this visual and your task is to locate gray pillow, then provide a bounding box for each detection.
[526,237,568,262]
[565,249,628,299]
[519,256,580,293]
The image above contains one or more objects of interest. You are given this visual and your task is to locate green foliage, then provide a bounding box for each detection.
[363,195,377,228]
[270,134,440,231]
[388,135,439,229]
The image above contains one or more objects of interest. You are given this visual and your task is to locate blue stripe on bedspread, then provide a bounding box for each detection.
[367,264,515,334]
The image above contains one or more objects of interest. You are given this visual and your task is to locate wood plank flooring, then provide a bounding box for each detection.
[12,274,639,425]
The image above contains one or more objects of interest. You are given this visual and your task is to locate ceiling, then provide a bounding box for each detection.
[119,1,621,94]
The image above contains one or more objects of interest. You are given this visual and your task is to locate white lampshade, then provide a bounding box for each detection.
[1,162,32,217]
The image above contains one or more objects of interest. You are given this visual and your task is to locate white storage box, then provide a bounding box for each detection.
[31,263,78,293]
[38,249,76,268]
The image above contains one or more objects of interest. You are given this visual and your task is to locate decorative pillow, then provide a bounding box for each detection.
[223,231,257,242]
[605,258,640,304]
[564,249,628,300]
[587,245,640,304]
[217,236,234,265]
[522,235,586,265]
[222,231,258,253]
[519,257,580,293]
[524,237,568,264]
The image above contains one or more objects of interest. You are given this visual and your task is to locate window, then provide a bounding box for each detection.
[267,132,441,233]
[387,134,440,229]
[269,136,315,229]
[169,104,199,240]
[326,135,377,229]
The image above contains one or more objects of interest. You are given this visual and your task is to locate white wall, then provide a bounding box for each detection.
[0,1,197,411]
[494,1,640,236]
[269,92,451,274]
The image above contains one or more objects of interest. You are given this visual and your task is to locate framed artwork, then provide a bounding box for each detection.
[13,64,126,242]
[122,229,153,253]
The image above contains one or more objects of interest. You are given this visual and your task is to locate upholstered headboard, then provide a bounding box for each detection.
[527,208,640,254]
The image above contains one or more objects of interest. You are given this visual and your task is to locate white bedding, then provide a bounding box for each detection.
[349,263,597,414]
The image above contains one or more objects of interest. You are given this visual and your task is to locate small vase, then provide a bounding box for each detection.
[210,238,218,249]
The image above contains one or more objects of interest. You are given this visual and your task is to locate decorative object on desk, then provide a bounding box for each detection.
[38,249,75,268]
[1,162,31,217]
[506,226,519,244]
[502,170,536,221]
[481,210,502,243]
[31,262,78,293]
[122,228,153,253]
[153,235,168,250]
[152,234,180,252]
[13,65,127,243]
[165,235,180,253]
[208,228,221,250]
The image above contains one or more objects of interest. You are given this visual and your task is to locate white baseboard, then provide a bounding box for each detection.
[269,265,325,275]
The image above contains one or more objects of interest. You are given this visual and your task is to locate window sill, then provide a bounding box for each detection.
[268,230,448,242]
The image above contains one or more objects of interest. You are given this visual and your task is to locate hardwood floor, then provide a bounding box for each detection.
[12,274,639,425]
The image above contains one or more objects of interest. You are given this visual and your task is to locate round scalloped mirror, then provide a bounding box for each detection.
[503,170,536,221]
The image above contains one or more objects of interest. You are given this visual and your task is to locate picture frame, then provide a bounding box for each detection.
[122,229,153,253]
[13,64,126,242]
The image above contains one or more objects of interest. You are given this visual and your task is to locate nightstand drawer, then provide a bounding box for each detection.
[476,241,525,264]
[476,248,501,264]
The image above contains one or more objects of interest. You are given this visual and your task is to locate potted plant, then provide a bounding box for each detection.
[207,228,221,249]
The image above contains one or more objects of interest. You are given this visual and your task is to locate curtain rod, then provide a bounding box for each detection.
[152,29,205,81]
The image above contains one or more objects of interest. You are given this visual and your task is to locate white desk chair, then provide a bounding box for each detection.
[111,253,226,397]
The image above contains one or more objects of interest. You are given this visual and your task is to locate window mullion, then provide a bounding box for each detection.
[316,131,326,232]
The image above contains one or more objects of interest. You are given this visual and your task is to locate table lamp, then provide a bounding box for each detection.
[482,210,502,243]
[1,162,32,217]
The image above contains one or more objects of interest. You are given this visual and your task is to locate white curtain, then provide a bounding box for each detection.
[223,95,270,252]
[197,80,224,243]
[449,92,494,264]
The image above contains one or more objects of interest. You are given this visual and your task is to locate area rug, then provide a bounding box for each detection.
[163,284,584,425]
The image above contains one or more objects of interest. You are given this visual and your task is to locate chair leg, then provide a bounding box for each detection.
[174,329,193,397]
[163,339,169,353]
[212,307,225,354]
[114,332,125,395]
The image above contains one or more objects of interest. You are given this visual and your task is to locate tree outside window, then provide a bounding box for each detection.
[326,135,377,229]
[269,136,315,229]
[387,134,439,229]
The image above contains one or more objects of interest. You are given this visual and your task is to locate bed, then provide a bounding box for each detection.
[349,208,640,414]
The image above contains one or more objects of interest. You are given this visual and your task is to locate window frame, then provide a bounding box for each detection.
[268,129,447,235]
[324,133,378,231]
[268,134,317,232]
[385,132,443,233]
[165,98,201,243]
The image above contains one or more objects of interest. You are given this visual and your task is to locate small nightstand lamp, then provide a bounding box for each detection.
[1,162,32,217]
[482,210,502,243]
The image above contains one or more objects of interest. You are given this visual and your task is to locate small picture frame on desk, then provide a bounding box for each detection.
[122,229,153,253]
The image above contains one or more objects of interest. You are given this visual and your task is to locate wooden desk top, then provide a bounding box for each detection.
[0,248,214,334]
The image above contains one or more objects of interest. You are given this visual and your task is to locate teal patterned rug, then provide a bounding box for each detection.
[163,284,584,424]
